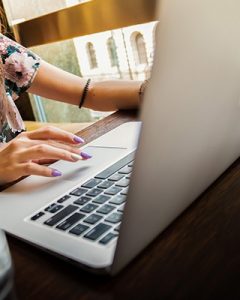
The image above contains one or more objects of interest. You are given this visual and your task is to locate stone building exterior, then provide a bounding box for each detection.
[74,22,157,81]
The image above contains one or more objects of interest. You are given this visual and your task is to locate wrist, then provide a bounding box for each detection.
[78,78,91,109]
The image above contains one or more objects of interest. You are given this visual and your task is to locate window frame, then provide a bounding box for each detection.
[10,0,157,47]
[86,42,98,69]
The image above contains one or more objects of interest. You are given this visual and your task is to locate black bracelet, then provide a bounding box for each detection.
[79,78,91,109]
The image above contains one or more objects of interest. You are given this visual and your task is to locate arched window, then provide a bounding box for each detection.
[132,32,148,65]
[86,42,98,69]
[107,37,119,67]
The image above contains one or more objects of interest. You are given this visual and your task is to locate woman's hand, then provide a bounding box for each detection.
[0,126,92,184]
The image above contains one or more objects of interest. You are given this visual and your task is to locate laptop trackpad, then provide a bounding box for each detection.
[51,146,130,183]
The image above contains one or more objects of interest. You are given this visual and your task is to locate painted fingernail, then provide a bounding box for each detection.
[71,154,82,161]
[52,169,62,177]
[73,136,84,143]
[80,152,92,159]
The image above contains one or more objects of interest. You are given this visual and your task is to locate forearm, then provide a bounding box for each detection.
[85,80,142,111]
[28,61,88,107]
[28,60,142,111]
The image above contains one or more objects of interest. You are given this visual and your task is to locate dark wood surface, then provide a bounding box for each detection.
[6,110,240,300]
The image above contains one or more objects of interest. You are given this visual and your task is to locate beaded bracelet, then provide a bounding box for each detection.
[79,78,91,109]
[139,79,148,103]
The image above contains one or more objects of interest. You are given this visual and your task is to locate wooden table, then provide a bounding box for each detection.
[6,110,240,300]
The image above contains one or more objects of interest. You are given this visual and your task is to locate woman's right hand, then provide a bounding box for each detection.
[0,126,92,184]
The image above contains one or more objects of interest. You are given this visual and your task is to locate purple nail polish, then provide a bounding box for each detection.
[80,152,92,159]
[73,136,84,143]
[52,169,62,177]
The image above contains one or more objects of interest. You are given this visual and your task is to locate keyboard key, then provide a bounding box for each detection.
[45,203,63,213]
[118,166,132,174]
[117,204,125,212]
[44,205,78,227]
[105,213,122,224]
[92,194,110,204]
[104,186,122,196]
[109,194,126,205]
[114,225,120,232]
[116,179,130,187]
[86,188,102,197]
[69,224,89,236]
[97,204,115,215]
[84,214,103,225]
[95,152,135,179]
[99,232,118,245]
[70,188,88,197]
[81,178,102,189]
[57,195,71,203]
[31,211,45,221]
[56,213,85,231]
[121,187,129,195]
[97,180,114,189]
[80,203,98,213]
[84,223,111,241]
[108,173,125,182]
[74,196,91,206]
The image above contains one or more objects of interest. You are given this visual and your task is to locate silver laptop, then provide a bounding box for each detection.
[1,0,240,275]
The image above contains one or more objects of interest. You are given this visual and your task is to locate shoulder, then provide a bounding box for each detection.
[0,33,40,64]
[0,34,41,98]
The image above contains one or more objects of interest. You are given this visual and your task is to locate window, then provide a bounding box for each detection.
[86,42,98,69]
[2,0,82,24]
[107,37,119,67]
[132,32,148,65]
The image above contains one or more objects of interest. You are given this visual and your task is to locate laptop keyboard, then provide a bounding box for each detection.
[29,151,135,245]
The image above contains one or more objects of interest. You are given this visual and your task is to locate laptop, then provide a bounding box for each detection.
[1,0,240,275]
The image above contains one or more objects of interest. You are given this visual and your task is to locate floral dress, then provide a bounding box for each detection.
[0,34,40,143]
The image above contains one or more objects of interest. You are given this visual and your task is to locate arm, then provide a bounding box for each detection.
[0,37,144,185]
[28,60,143,111]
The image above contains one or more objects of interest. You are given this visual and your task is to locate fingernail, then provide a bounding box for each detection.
[80,152,92,159]
[52,169,62,177]
[73,136,84,143]
[71,154,82,161]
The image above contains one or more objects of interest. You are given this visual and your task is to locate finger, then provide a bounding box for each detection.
[25,126,84,145]
[32,158,57,165]
[43,140,83,154]
[13,137,83,155]
[17,144,84,162]
[20,162,62,177]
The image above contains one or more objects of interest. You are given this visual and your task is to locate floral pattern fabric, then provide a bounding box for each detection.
[0,34,40,143]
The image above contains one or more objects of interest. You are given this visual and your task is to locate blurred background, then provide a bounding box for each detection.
[1,0,157,130]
